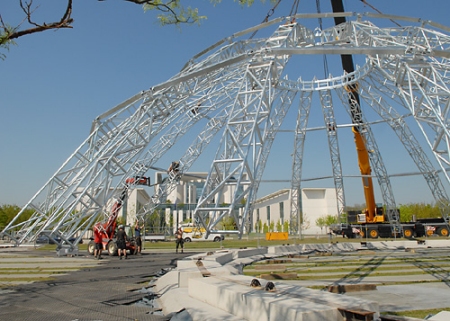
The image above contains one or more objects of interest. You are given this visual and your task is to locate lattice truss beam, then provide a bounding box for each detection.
[320,90,346,221]
[289,91,313,235]
[3,12,450,245]
[193,21,302,236]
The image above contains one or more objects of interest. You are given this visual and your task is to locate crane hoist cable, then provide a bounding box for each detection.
[360,0,401,27]
[315,0,329,78]
[331,0,381,223]
[289,0,300,17]
[249,0,282,39]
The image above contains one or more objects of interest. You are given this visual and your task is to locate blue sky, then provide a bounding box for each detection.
[1,0,450,208]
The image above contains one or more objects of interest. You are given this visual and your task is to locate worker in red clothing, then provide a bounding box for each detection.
[93,227,103,260]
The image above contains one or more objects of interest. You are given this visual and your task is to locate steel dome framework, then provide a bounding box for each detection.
[3,12,450,248]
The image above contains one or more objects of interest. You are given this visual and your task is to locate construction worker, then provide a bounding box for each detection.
[175,226,184,254]
[93,227,103,260]
[168,161,180,178]
[117,225,128,260]
[134,221,144,254]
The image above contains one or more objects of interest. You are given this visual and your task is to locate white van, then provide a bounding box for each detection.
[178,223,224,242]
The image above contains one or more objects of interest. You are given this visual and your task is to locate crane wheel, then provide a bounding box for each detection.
[426,229,434,236]
[403,228,413,239]
[359,230,365,238]
[438,227,449,237]
[369,229,378,239]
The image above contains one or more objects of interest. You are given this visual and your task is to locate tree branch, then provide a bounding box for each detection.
[6,0,74,41]
[1,0,203,47]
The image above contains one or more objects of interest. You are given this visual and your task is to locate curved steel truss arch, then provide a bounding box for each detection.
[3,12,450,246]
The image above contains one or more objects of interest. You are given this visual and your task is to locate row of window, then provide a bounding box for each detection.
[256,202,285,223]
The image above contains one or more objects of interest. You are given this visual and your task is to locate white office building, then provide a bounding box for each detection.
[121,188,152,224]
[155,172,246,229]
[104,173,339,235]
[251,188,339,235]
[157,172,338,235]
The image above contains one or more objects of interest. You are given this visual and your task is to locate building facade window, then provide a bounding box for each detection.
[194,182,204,203]
[266,205,270,222]
[279,202,284,224]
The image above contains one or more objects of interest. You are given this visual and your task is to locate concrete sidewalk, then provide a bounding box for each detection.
[155,239,450,321]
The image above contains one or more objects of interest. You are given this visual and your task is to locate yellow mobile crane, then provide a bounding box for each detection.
[351,103,385,225]
[331,0,386,228]
[330,0,449,239]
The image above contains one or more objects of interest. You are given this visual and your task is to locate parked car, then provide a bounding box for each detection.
[36,234,83,244]
[178,224,224,242]
[183,232,224,242]
[143,233,166,242]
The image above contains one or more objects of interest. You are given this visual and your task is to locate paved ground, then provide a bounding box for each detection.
[2,242,450,320]
[153,242,450,321]
[0,246,195,321]
[274,247,450,313]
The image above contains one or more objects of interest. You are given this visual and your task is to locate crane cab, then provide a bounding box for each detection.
[357,204,386,224]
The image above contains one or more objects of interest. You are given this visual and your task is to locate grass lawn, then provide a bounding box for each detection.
[34,234,420,252]
[383,308,450,319]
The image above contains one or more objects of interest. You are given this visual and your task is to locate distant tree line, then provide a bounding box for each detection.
[0,204,34,231]
[315,202,445,232]
[1,201,445,233]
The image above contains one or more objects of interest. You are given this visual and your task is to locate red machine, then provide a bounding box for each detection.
[87,176,150,256]
[125,176,151,186]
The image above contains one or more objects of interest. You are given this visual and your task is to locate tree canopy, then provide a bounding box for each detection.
[0,204,34,231]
